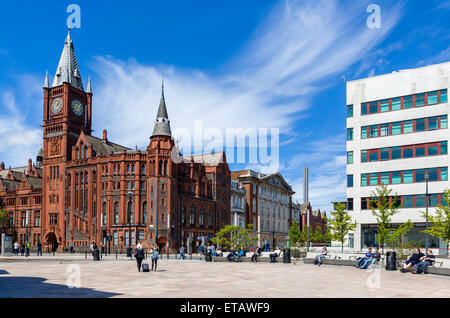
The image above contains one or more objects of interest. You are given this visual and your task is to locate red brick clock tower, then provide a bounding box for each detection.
[41,30,92,250]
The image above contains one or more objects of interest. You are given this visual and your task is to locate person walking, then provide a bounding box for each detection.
[13,241,19,256]
[20,244,25,256]
[151,245,160,272]
[134,241,145,272]
[25,241,30,257]
[180,245,186,260]
[37,241,42,256]
[90,241,95,256]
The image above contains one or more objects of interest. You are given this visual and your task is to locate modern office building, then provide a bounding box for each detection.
[346,61,449,252]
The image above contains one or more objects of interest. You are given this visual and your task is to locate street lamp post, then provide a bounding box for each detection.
[425,174,429,253]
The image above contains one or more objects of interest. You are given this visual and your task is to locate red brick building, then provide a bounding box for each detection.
[0,30,231,253]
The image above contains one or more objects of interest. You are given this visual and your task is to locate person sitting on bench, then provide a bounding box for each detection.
[360,247,380,269]
[412,250,435,274]
[251,247,261,262]
[269,246,281,263]
[356,248,373,268]
[315,247,328,265]
[401,249,425,273]
[227,248,237,262]
[235,247,245,262]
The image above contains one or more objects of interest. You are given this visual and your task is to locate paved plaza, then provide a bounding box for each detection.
[1,258,450,298]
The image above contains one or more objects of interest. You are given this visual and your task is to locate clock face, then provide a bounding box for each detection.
[71,100,84,116]
[51,98,63,115]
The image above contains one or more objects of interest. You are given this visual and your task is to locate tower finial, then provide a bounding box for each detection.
[44,69,50,88]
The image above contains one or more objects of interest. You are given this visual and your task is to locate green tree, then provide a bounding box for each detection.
[311,226,324,243]
[328,202,357,253]
[211,224,257,251]
[0,209,11,233]
[422,189,450,255]
[370,184,413,253]
[288,220,302,247]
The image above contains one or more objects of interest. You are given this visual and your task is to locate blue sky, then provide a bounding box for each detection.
[0,0,449,212]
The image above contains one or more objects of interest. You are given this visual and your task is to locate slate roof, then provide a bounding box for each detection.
[84,135,130,156]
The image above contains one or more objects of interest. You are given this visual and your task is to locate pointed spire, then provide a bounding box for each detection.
[86,76,92,93]
[44,70,50,88]
[152,79,171,137]
[52,29,84,90]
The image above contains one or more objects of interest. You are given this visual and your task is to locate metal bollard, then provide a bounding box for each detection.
[85,250,87,259]
[190,253,192,260]
[115,250,118,260]
[145,250,148,260]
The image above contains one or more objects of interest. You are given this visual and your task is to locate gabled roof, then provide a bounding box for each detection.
[84,135,130,156]
[52,29,84,91]
[0,178,20,192]
[184,152,225,167]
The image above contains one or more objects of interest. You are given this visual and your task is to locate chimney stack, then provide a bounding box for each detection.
[28,158,32,175]
[103,129,108,143]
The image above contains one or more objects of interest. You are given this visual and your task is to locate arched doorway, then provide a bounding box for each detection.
[157,236,167,253]
[45,232,58,252]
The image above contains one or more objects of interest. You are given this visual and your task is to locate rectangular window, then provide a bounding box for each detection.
[441,141,448,155]
[347,128,353,141]
[415,93,425,107]
[361,150,368,163]
[380,99,389,112]
[429,194,439,207]
[361,127,368,139]
[415,118,425,132]
[380,172,389,185]
[391,97,401,111]
[392,172,401,184]
[361,174,368,187]
[428,168,438,182]
[347,151,353,164]
[404,95,413,109]
[380,148,390,161]
[440,89,447,103]
[113,231,117,246]
[415,169,425,182]
[428,117,438,130]
[428,91,438,105]
[440,167,448,181]
[416,195,426,208]
[415,147,425,157]
[369,174,378,186]
[369,151,378,162]
[441,115,447,129]
[403,171,413,183]
[380,124,389,136]
[361,103,368,115]
[428,145,438,156]
[369,101,378,114]
[403,196,414,208]
[403,148,413,159]
[403,121,413,133]
[391,122,402,135]
[347,175,353,188]
[361,198,368,210]
[347,104,353,118]
[369,125,378,138]
[392,147,402,160]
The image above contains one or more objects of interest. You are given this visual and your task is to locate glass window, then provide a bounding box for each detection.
[392,147,401,160]
[369,174,378,186]
[391,122,401,135]
[415,147,425,157]
[429,194,439,207]
[380,173,389,185]
[441,141,448,155]
[347,175,353,188]
[441,115,447,129]
[391,97,401,110]
[361,174,367,187]
[440,89,447,103]
[403,121,413,133]
[403,171,413,183]
[404,95,413,109]
[347,128,353,141]
[347,104,353,118]
[428,168,438,182]
[392,172,401,184]
[369,151,378,162]
[428,146,438,156]
[361,127,368,139]
[347,151,353,164]
[428,91,438,105]
[361,198,368,210]
[415,169,425,182]
[361,103,368,115]
[440,167,448,181]
[380,148,390,161]
[369,101,378,114]
[380,99,389,112]
[403,148,413,159]
[415,119,425,132]
[361,150,368,163]
[369,125,378,138]
[416,195,426,208]
[415,93,425,107]
[403,196,413,208]
[380,124,389,136]
[428,117,438,130]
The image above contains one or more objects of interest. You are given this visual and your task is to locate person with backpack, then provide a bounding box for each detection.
[151,245,160,271]
[134,241,145,272]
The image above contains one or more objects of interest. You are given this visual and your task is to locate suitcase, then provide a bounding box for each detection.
[142,263,150,272]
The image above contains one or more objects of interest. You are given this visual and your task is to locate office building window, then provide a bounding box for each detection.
[347,128,353,141]
[347,151,353,164]
[347,175,353,188]
[347,104,353,117]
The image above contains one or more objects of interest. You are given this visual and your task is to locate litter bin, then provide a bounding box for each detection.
[283,248,291,264]
[385,251,397,271]
[93,249,100,261]
[126,247,133,258]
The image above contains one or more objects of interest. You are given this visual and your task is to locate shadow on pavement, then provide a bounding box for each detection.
[0,276,120,298]
[0,270,9,275]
